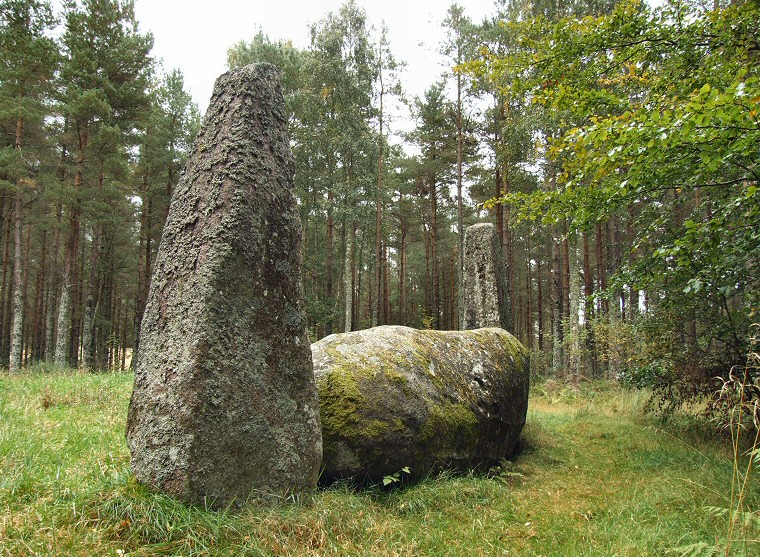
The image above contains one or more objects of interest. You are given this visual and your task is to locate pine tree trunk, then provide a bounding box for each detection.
[132,178,151,369]
[449,253,456,331]
[552,238,564,377]
[595,220,607,317]
[626,206,637,317]
[456,72,464,330]
[383,244,391,324]
[45,205,62,362]
[82,225,99,369]
[56,132,86,367]
[430,177,440,329]
[32,229,47,362]
[526,237,533,348]
[399,219,407,325]
[582,231,598,377]
[21,223,31,368]
[1,193,12,367]
[343,222,353,333]
[96,234,114,371]
[594,220,608,377]
[375,81,384,328]
[562,227,570,322]
[9,193,23,373]
[326,186,334,336]
[568,233,580,381]
[502,175,514,333]
[0,193,5,360]
[537,251,544,352]
[612,217,624,320]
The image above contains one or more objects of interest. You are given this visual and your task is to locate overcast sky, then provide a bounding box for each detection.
[132,0,497,115]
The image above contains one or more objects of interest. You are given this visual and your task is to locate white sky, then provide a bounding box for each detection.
[132,0,497,115]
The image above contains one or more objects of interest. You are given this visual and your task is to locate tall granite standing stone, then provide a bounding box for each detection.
[463,223,511,331]
[126,64,322,508]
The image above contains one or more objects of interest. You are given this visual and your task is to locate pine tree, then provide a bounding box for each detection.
[0,0,59,372]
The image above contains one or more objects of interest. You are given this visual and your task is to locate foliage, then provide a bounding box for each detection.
[468,0,760,386]
[381,466,411,487]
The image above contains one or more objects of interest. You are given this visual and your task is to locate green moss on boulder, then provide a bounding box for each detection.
[312,325,529,483]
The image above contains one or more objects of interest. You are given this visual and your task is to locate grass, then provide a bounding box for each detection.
[1,371,757,556]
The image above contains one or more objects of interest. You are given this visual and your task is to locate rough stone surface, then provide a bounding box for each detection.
[463,223,511,331]
[126,63,322,508]
[312,325,529,483]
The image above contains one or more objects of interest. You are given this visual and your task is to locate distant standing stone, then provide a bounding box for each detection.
[463,223,511,331]
[126,63,322,508]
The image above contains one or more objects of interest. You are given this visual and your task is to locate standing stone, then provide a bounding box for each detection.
[463,223,510,330]
[126,63,321,508]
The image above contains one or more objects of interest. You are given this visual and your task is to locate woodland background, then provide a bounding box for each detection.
[1,0,758,409]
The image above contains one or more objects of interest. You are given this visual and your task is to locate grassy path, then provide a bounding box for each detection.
[1,371,756,556]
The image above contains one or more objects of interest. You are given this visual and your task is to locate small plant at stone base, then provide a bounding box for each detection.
[382,467,410,487]
[488,459,525,484]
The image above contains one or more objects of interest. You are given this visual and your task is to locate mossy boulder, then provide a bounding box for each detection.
[312,325,529,483]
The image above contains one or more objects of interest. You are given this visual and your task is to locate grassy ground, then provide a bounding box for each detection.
[0,370,757,556]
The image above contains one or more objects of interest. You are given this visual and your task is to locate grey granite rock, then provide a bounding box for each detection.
[126,63,321,508]
[313,325,529,484]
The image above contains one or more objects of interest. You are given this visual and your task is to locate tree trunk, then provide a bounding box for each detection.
[594,219,608,377]
[526,236,533,348]
[343,222,353,333]
[551,238,564,377]
[537,249,544,352]
[430,177,440,329]
[399,218,407,325]
[132,174,151,369]
[456,72,464,330]
[375,71,384,328]
[2,202,14,368]
[45,204,62,362]
[56,130,86,367]
[21,223,31,368]
[82,225,99,369]
[568,232,580,381]
[32,229,47,362]
[326,186,334,336]
[582,231,598,377]
[595,220,607,316]
[627,206,637,317]
[9,193,23,373]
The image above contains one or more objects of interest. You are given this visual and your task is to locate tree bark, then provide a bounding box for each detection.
[32,229,47,361]
[9,193,23,373]
[398,218,408,325]
[456,71,464,330]
[430,176,440,329]
[375,67,384,327]
[56,127,86,367]
[326,184,334,336]
[551,237,564,377]
[2,202,14,367]
[45,204,62,362]
[568,232,580,381]
[82,224,99,369]
[343,222,353,333]
[537,248,544,351]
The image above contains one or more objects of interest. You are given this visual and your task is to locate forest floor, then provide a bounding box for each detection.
[1,369,757,556]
